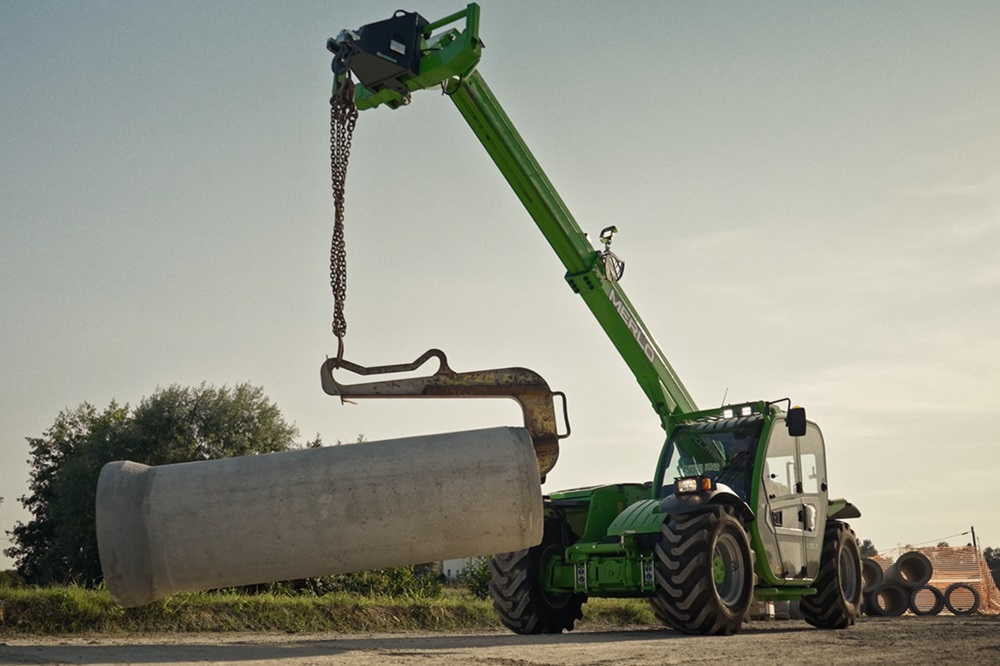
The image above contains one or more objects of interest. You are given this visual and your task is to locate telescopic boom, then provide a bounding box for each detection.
[328,4,698,431]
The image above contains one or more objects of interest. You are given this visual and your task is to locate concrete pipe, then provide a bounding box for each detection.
[883,551,933,589]
[867,584,909,617]
[944,582,981,615]
[908,585,944,616]
[96,426,543,607]
[861,557,884,595]
[862,591,879,616]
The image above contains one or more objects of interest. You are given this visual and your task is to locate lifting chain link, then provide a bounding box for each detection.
[329,76,358,365]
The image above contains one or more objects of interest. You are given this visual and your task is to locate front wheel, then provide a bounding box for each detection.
[489,519,585,634]
[654,506,753,635]
[800,520,863,628]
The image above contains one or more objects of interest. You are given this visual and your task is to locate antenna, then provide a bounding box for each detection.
[720,387,729,406]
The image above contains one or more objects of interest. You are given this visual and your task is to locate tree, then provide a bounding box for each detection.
[457,556,492,600]
[983,547,1000,588]
[284,565,441,598]
[859,539,878,557]
[5,384,299,586]
[937,541,950,547]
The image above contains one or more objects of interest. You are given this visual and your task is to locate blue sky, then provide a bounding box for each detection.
[2,1,999,566]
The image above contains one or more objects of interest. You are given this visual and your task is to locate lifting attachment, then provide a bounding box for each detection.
[321,349,569,479]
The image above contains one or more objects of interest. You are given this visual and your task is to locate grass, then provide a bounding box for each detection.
[0,585,655,636]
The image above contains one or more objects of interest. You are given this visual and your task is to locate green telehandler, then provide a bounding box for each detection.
[323,4,863,636]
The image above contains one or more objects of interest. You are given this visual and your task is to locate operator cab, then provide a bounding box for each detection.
[658,416,763,502]
[658,405,829,583]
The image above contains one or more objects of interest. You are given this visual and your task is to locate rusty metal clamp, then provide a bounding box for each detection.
[321,349,570,479]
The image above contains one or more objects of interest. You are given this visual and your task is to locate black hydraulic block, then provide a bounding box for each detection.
[350,11,429,95]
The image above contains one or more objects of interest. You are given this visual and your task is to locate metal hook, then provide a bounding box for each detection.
[320,349,570,478]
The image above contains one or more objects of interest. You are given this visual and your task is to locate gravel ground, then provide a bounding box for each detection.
[2,616,998,665]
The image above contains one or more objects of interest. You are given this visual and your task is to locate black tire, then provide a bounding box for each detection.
[653,506,753,635]
[648,594,674,629]
[944,582,981,615]
[909,585,945,616]
[800,521,863,629]
[489,519,585,634]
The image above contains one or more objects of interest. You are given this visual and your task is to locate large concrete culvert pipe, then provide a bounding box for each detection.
[867,584,909,617]
[883,550,933,589]
[944,582,982,615]
[909,585,945,616]
[861,557,884,595]
[861,558,885,616]
[96,426,544,607]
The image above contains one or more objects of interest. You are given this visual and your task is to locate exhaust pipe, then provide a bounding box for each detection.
[97,426,543,607]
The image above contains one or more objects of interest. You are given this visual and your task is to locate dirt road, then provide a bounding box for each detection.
[2,616,998,665]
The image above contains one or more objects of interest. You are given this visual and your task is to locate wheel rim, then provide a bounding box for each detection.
[713,554,726,585]
[839,545,860,601]
[713,531,746,608]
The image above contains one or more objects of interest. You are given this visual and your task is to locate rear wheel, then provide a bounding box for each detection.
[654,506,753,635]
[489,519,585,634]
[800,520,862,628]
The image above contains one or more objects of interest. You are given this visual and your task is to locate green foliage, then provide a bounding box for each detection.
[4,384,299,586]
[983,546,1000,588]
[0,569,25,588]
[0,585,655,635]
[274,565,442,598]
[457,556,492,600]
[583,597,656,626]
[0,585,494,635]
[0,585,125,633]
[859,539,878,557]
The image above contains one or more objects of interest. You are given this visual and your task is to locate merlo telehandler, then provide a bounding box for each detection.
[324,4,863,635]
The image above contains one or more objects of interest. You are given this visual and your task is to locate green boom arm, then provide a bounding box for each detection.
[330,3,697,428]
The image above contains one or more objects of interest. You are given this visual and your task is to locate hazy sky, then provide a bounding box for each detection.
[2,1,998,568]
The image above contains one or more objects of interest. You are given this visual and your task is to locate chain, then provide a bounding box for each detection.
[330,76,358,364]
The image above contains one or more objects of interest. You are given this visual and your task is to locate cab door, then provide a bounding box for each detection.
[757,417,828,580]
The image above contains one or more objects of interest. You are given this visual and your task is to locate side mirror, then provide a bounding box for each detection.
[787,406,807,437]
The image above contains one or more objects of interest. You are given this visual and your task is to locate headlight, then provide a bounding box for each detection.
[675,476,713,494]
[675,477,698,493]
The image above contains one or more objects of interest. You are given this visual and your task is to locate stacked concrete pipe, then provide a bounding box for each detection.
[864,551,936,616]
[96,426,544,607]
[885,550,934,589]
[910,584,945,616]
[943,582,981,615]
[860,557,884,616]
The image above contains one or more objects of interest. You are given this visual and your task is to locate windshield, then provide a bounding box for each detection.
[660,419,764,501]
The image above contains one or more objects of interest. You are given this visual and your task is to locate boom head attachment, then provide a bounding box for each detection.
[328,11,428,99]
[327,3,483,110]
